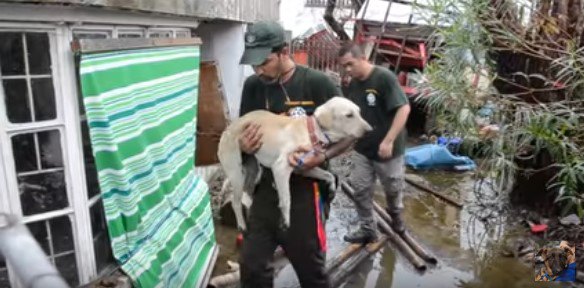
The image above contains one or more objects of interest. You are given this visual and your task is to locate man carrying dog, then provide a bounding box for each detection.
[237,21,354,288]
[338,42,411,243]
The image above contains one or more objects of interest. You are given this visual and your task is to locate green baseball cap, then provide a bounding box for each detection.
[240,21,286,65]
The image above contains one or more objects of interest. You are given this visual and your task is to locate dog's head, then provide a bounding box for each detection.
[538,246,574,277]
[314,96,372,141]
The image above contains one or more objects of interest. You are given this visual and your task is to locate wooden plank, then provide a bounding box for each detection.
[405,176,464,208]
[377,48,423,59]
[372,201,438,264]
[195,62,230,166]
[340,182,427,270]
[71,37,202,54]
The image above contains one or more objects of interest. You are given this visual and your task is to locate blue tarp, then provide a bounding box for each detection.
[405,144,476,171]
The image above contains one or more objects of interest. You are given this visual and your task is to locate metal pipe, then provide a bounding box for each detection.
[0,213,70,288]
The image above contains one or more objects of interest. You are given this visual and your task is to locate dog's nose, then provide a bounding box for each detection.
[362,120,373,132]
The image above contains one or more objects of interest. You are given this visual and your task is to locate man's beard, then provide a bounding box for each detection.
[258,58,283,85]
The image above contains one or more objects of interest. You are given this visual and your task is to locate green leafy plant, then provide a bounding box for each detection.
[412,0,584,216]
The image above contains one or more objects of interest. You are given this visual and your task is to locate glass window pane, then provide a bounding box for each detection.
[26,33,52,75]
[38,130,63,169]
[73,32,110,40]
[149,31,172,38]
[31,78,56,121]
[55,253,79,287]
[0,32,25,76]
[176,31,191,38]
[19,171,68,216]
[82,121,100,199]
[50,216,74,254]
[3,78,32,123]
[12,133,38,173]
[26,221,50,255]
[91,201,115,272]
[118,31,143,38]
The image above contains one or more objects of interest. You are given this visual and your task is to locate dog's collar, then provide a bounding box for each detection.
[307,116,330,151]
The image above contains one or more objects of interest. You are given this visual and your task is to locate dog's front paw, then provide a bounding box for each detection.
[237,221,247,233]
[277,214,291,232]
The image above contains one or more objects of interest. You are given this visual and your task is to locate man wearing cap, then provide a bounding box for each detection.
[237,21,354,288]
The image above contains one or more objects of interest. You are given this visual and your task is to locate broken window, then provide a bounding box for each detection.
[0,32,56,123]
[26,216,79,286]
[12,130,69,216]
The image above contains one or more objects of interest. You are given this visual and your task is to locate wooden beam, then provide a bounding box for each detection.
[329,236,389,287]
[372,201,437,264]
[377,48,423,59]
[340,182,427,270]
[71,37,203,54]
[405,176,464,208]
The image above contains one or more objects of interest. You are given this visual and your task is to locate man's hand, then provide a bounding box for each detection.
[288,145,326,171]
[378,140,393,160]
[239,123,263,154]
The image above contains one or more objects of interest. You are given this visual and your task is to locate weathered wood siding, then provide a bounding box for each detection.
[2,0,279,22]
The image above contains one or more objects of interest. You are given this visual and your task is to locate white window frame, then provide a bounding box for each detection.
[0,18,196,288]
[0,23,95,288]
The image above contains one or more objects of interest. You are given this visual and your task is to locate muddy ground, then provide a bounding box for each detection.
[208,152,584,288]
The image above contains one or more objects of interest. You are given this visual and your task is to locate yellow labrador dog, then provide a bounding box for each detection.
[218,96,372,231]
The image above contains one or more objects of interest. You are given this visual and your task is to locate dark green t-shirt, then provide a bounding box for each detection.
[240,65,340,116]
[347,66,409,161]
[239,65,340,207]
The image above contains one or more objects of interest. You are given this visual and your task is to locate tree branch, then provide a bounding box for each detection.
[324,0,350,40]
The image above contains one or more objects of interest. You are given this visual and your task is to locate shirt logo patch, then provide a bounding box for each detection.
[245,33,256,45]
[366,93,376,107]
[288,106,307,118]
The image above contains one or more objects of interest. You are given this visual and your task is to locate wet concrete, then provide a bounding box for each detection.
[210,169,582,287]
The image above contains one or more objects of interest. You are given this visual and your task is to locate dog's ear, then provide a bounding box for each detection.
[537,247,547,257]
[314,104,334,130]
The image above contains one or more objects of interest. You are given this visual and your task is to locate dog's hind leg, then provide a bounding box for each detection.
[218,132,247,231]
[272,156,294,228]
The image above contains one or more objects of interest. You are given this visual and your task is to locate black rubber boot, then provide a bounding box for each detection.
[387,209,406,234]
[343,225,378,244]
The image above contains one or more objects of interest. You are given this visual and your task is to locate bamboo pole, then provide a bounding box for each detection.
[340,182,427,270]
[212,242,365,288]
[372,201,438,264]
[329,236,389,287]
[325,244,363,274]
[404,176,463,208]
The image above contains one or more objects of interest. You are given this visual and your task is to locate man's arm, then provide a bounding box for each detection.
[378,71,410,159]
[383,104,410,144]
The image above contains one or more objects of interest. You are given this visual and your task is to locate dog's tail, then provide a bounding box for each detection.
[217,127,248,230]
[217,128,245,190]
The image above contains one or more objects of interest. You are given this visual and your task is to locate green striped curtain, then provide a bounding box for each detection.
[79,45,216,288]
